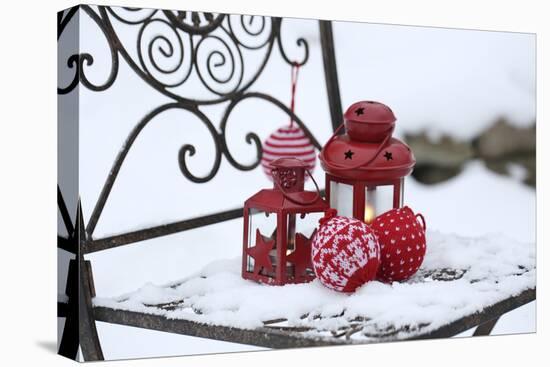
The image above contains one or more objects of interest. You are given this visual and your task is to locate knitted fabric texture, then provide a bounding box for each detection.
[261,125,316,180]
[311,215,380,292]
[372,206,426,282]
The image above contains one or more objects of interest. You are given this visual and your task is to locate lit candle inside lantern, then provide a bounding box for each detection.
[364,204,376,224]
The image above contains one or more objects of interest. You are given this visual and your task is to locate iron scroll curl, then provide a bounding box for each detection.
[57,5,318,238]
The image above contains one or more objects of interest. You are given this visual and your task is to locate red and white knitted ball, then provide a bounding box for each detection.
[261,125,316,180]
[372,206,427,283]
[311,213,381,292]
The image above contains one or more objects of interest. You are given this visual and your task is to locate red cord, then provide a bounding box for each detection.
[289,63,300,128]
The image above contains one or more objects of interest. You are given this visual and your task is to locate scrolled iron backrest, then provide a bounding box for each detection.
[57,5,342,361]
[57,5,340,254]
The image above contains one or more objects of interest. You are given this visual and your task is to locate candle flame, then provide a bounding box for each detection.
[364,204,376,224]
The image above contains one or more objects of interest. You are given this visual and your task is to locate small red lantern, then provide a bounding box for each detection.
[242,158,328,285]
[319,101,416,223]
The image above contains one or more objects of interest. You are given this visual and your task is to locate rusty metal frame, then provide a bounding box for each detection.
[57,5,535,361]
[92,288,535,348]
[57,4,343,361]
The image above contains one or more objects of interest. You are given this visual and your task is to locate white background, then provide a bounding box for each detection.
[0,0,548,366]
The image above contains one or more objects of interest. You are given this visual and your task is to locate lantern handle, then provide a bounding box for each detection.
[320,122,393,171]
[270,168,324,206]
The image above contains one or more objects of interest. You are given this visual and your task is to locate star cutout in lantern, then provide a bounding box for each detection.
[344,150,354,160]
[286,230,316,279]
[384,151,393,161]
[355,107,365,116]
[247,229,275,275]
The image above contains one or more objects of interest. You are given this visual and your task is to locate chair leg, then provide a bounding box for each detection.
[58,260,79,359]
[73,201,104,361]
[78,255,104,361]
[473,317,500,336]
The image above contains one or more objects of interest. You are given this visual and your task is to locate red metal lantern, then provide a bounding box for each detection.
[242,158,328,285]
[319,101,416,223]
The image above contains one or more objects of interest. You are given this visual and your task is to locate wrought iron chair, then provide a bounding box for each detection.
[57,5,535,361]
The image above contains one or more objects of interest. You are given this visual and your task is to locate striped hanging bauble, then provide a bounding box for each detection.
[261,125,317,180]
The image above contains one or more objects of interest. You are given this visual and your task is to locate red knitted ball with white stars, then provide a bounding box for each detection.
[311,211,381,293]
[261,125,316,180]
[372,206,427,283]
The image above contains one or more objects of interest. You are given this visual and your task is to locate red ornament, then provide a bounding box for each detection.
[372,206,427,282]
[261,64,316,180]
[261,125,316,179]
[311,212,381,292]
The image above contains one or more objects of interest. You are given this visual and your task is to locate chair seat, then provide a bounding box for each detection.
[93,230,535,346]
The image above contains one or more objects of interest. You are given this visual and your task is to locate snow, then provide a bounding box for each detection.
[87,160,535,299]
[406,161,536,243]
[74,10,535,238]
[58,5,536,359]
[333,22,536,141]
[94,229,535,340]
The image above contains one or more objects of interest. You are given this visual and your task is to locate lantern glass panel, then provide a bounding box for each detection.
[330,181,353,217]
[247,208,276,274]
[288,211,323,276]
[364,184,397,222]
[293,212,323,238]
[286,212,322,252]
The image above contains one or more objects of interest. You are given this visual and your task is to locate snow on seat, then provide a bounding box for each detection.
[93,231,535,343]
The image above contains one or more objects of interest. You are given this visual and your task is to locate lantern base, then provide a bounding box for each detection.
[242,270,315,286]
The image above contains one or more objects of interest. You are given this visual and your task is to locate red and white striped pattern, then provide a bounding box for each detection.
[261,125,316,180]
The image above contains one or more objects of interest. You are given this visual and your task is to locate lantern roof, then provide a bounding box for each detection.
[268,157,310,170]
[319,101,415,182]
[344,100,396,125]
[245,189,328,213]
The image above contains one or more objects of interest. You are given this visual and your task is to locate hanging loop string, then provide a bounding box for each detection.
[289,63,300,128]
